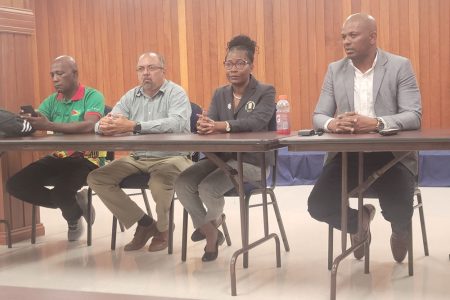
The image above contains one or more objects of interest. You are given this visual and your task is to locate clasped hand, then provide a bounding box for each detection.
[99,113,134,135]
[329,112,377,134]
[196,113,216,135]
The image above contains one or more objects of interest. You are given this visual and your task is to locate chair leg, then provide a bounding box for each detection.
[0,220,12,248]
[408,221,414,276]
[87,188,92,246]
[415,190,429,256]
[364,232,370,274]
[168,199,175,255]
[31,205,36,244]
[111,216,118,250]
[142,189,152,218]
[268,189,290,251]
[328,225,333,270]
[222,218,232,246]
[243,194,251,268]
[119,222,125,232]
[6,220,11,248]
[181,208,188,262]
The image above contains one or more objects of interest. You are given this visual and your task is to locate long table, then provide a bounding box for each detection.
[4,129,449,297]
[280,128,450,300]
[0,131,286,296]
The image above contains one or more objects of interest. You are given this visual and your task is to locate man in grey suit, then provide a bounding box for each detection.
[308,13,422,263]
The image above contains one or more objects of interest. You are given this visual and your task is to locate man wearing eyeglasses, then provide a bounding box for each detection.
[87,52,192,252]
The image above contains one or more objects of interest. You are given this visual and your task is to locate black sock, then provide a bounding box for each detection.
[137,214,153,227]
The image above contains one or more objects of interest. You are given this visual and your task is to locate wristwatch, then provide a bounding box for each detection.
[376,117,385,132]
[133,122,142,134]
[225,121,231,132]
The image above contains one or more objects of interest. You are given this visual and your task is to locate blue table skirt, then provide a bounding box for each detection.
[275,148,450,187]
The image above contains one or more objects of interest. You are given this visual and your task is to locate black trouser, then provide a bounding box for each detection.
[308,152,415,234]
[6,156,97,222]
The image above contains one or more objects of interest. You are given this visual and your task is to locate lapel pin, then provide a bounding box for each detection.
[245,100,255,112]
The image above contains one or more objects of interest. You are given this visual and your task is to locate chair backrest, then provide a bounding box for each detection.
[103,105,115,162]
[268,109,277,132]
[267,150,278,189]
[190,102,202,133]
[268,110,278,188]
[189,102,202,162]
[104,105,113,115]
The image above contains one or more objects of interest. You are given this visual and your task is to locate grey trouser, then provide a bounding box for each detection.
[87,155,192,231]
[175,159,262,229]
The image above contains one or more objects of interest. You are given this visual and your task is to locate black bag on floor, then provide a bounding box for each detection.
[0,109,35,137]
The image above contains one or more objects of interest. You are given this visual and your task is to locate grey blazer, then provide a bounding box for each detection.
[208,75,276,167]
[313,49,422,174]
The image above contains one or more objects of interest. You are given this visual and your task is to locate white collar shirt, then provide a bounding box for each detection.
[350,53,378,117]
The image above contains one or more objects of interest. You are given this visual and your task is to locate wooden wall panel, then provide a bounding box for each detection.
[0,0,31,9]
[0,5,34,34]
[32,0,450,130]
[183,0,450,129]
[33,0,180,107]
[439,0,450,126]
[0,3,44,243]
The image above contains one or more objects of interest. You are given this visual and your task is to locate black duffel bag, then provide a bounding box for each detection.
[0,109,35,137]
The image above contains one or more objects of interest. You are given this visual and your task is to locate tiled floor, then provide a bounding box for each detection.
[1,185,450,300]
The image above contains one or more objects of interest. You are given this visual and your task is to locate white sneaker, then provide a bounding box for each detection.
[67,218,84,241]
[76,188,95,225]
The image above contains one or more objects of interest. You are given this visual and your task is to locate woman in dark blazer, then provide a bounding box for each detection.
[175,35,276,262]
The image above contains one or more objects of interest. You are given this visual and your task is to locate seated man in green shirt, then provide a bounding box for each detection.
[6,55,105,242]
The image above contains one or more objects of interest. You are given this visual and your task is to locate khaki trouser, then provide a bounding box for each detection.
[87,155,192,231]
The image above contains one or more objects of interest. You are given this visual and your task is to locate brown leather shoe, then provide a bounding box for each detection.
[148,224,175,252]
[124,222,158,251]
[148,231,169,252]
[390,229,408,263]
[350,204,376,260]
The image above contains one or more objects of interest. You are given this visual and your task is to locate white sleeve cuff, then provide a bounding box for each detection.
[324,118,334,132]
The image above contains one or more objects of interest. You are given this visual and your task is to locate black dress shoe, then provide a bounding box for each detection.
[203,230,225,251]
[202,230,225,262]
[391,230,408,263]
[191,229,205,242]
[350,204,376,260]
[191,214,226,242]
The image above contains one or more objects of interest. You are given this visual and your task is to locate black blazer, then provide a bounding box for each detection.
[208,75,276,167]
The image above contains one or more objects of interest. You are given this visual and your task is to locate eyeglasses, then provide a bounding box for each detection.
[223,60,249,70]
[136,65,164,73]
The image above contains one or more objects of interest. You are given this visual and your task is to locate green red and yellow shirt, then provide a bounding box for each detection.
[38,85,106,166]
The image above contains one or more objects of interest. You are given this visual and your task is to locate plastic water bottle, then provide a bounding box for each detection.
[276,95,290,134]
